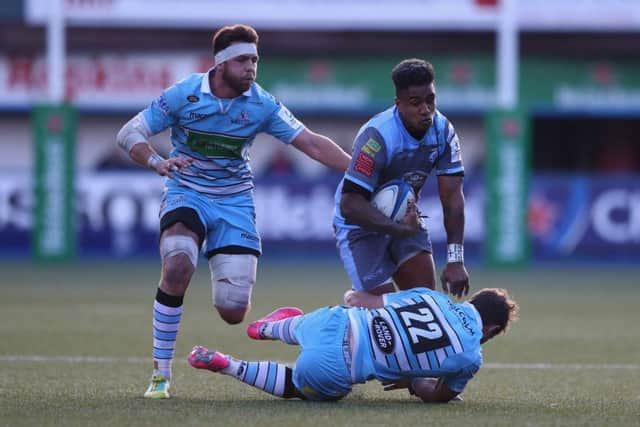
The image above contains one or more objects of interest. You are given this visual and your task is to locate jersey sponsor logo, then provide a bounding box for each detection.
[392,301,451,354]
[446,301,475,336]
[354,152,375,177]
[276,105,302,129]
[371,316,395,354]
[186,129,248,159]
[187,95,200,103]
[231,110,251,125]
[362,138,382,156]
[189,112,208,120]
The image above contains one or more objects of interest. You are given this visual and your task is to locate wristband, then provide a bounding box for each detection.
[447,243,464,263]
[147,153,164,170]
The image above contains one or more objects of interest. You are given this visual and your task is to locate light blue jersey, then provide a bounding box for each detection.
[141,69,305,196]
[347,288,482,393]
[334,106,463,229]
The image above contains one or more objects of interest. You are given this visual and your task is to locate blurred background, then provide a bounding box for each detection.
[1,0,639,267]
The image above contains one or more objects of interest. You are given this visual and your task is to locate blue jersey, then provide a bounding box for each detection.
[141,70,305,196]
[347,288,482,393]
[334,106,463,229]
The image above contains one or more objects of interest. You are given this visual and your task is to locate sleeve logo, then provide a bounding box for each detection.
[354,152,375,177]
[154,94,171,116]
[449,133,462,163]
[362,138,382,156]
[277,105,302,129]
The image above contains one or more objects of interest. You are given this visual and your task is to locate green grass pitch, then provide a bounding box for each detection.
[1,260,639,426]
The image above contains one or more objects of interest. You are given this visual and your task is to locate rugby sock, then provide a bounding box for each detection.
[221,358,296,398]
[152,288,184,379]
[261,317,301,345]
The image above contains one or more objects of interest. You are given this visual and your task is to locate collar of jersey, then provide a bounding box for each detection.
[200,67,252,98]
[393,107,434,145]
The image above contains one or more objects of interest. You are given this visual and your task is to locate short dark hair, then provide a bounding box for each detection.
[212,24,259,55]
[391,59,435,94]
[469,288,519,335]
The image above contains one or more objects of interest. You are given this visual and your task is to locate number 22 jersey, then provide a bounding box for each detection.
[347,288,483,393]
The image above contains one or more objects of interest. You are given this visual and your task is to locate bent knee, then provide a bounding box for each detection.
[163,255,194,284]
[216,306,250,324]
[209,253,257,320]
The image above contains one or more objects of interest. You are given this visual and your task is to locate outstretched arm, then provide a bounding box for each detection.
[437,174,469,299]
[291,128,351,172]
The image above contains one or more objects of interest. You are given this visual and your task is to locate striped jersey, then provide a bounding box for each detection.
[140,69,305,196]
[347,287,482,393]
[334,106,463,229]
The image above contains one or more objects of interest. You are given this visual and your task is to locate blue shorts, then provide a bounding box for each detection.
[159,183,261,255]
[335,226,432,291]
[293,306,353,401]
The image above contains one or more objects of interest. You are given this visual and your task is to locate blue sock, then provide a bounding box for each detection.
[262,316,301,345]
[223,359,295,398]
[152,288,183,379]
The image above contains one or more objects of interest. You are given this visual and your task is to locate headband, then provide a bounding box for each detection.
[214,43,258,66]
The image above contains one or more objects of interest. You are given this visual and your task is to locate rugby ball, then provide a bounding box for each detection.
[371,179,416,222]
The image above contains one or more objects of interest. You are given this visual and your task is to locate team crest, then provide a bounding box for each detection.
[186,95,200,103]
[231,110,251,125]
[402,170,428,193]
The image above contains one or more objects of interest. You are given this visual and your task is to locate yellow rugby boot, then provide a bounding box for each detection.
[144,374,170,399]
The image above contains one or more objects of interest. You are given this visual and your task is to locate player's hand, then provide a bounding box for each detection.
[392,201,422,238]
[153,157,193,177]
[440,262,469,299]
[343,290,383,309]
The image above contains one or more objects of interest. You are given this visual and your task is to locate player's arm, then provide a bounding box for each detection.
[343,289,383,308]
[436,119,469,299]
[344,287,424,308]
[117,113,192,177]
[340,127,420,237]
[409,377,460,403]
[116,88,192,177]
[341,181,420,238]
[291,128,351,172]
[437,173,469,299]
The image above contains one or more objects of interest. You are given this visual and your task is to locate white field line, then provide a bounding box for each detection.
[0,355,638,370]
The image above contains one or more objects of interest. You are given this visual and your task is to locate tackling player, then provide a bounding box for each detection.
[333,58,470,299]
[189,287,518,402]
[116,24,350,398]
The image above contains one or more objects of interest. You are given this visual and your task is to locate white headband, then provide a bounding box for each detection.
[214,43,258,66]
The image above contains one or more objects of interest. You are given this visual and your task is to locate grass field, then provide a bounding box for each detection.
[1,260,639,426]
